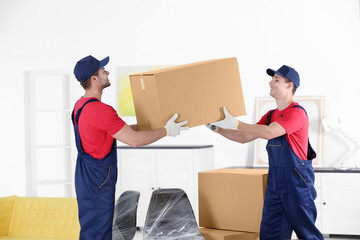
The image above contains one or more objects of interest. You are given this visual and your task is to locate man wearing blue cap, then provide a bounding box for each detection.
[207,65,323,239]
[72,55,189,240]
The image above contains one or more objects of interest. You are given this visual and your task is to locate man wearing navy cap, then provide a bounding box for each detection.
[207,65,323,239]
[72,55,189,240]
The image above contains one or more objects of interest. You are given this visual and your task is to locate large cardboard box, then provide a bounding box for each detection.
[200,228,259,240]
[198,169,268,233]
[129,58,246,130]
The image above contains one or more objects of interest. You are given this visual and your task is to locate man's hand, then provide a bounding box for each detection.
[207,107,239,132]
[164,113,189,137]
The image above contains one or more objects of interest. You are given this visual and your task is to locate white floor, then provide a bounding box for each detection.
[131,229,360,240]
[133,230,142,240]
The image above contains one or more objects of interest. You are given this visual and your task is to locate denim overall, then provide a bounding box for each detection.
[71,98,118,240]
[260,105,323,240]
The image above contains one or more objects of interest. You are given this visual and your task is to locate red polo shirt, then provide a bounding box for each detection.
[73,97,125,159]
[257,102,309,160]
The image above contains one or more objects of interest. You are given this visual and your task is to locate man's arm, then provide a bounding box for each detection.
[217,121,286,144]
[113,113,189,147]
[112,124,166,148]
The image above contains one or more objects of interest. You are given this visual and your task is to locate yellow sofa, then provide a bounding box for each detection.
[0,196,80,240]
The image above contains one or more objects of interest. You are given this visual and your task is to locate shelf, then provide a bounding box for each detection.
[35,145,71,149]
[35,108,71,112]
[36,180,72,185]
[24,70,74,198]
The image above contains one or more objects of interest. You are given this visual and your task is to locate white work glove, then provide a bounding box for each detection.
[164,113,189,137]
[206,107,239,132]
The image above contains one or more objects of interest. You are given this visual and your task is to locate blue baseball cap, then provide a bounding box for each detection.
[74,55,109,82]
[266,65,300,88]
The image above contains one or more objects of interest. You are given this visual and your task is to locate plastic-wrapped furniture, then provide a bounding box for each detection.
[112,191,140,240]
[143,188,204,240]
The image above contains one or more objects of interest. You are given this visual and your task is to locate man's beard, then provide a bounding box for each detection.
[102,81,111,89]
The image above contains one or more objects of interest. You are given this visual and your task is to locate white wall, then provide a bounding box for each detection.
[1,0,359,197]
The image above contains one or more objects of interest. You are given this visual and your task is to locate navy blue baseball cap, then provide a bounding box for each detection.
[266,65,300,88]
[74,55,109,82]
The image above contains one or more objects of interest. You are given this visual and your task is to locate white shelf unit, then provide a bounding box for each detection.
[316,171,360,236]
[314,172,322,232]
[24,70,74,197]
[116,145,214,227]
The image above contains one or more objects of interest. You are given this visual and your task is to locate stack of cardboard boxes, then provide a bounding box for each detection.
[198,168,268,240]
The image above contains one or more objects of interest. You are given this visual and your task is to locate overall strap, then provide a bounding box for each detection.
[291,104,308,116]
[71,98,99,125]
[291,104,317,160]
[266,109,275,126]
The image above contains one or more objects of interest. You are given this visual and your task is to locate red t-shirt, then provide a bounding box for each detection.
[257,102,309,160]
[73,97,125,159]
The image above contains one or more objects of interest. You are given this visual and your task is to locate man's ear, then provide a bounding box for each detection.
[91,75,98,84]
[287,82,293,89]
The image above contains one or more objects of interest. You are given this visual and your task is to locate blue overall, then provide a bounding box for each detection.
[71,98,118,240]
[260,105,323,240]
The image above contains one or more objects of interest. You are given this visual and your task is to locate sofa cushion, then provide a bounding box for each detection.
[0,196,17,236]
[0,237,76,239]
[8,197,80,238]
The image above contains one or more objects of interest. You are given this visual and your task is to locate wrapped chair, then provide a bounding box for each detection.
[143,188,204,240]
[112,190,140,240]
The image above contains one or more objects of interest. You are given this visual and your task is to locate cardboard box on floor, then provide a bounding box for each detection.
[200,228,259,240]
[129,57,246,130]
[198,169,268,233]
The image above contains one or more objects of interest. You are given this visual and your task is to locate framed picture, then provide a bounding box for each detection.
[253,96,325,167]
[116,65,170,116]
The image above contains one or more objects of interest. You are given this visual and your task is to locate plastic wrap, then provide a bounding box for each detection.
[143,188,204,240]
[112,190,140,240]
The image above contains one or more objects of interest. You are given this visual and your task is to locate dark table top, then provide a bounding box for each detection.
[117,145,214,149]
[226,166,360,173]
